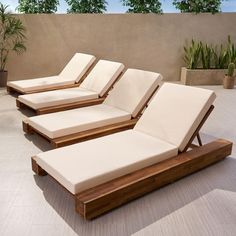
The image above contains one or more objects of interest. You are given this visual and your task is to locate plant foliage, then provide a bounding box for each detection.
[184,36,236,70]
[173,0,223,14]
[0,4,26,71]
[17,0,59,13]
[184,39,201,69]
[122,0,162,13]
[66,0,107,13]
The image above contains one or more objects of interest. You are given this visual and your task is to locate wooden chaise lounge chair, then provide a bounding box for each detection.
[32,83,233,220]
[7,53,96,95]
[23,69,162,148]
[16,60,125,115]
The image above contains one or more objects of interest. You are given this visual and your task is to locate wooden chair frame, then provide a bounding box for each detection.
[23,86,158,148]
[31,105,233,220]
[15,71,124,115]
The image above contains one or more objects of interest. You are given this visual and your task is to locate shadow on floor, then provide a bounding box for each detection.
[32,134,236,236]
[24,133,52,152]
[17,107,36,117]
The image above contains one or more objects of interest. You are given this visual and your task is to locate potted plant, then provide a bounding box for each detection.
[0,4,26,87]
[223,63,235,89]
[181,36,235,85]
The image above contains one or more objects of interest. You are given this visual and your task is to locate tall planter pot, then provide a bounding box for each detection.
[180,67,226,85]
[0,71,8,87]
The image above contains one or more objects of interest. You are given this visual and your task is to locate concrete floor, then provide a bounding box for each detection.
[0,86,235,236]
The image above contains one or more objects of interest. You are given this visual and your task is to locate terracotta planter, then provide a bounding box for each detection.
[180,67,226,85]
[223,76,235,89]
[0,70,8,87]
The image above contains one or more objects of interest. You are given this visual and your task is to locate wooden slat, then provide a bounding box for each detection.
[75,139,232,220]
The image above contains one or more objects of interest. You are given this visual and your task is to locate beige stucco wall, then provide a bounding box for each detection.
[7,13,236,81]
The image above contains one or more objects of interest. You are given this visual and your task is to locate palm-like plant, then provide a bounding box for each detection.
[0,3,26,72]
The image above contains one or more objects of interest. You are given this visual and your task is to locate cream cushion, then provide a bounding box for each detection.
[134,83,216,152]
[59,53,96,83]
[17,60,123,109]
[80,60,124,97]
[7,53,96,93]
[104,69,162,118]
[7,76,71,93]
[35,130,178,194]
[18,87,98,110]
[28,104,131,139]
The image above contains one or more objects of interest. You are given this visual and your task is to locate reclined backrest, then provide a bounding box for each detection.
[134,83,216,152]
[80,60,124,97]
[59,53,96,83]
[104,69,162,118]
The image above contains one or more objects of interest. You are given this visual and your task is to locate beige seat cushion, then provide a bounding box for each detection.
[59,53,96,83]
[7,53,96,93]
[7,76,72,93]
[28,104,131,139]
[80,60,124,97]
[134,83,216,152]
[35,130,178,194]
[18,87,99,110]
[104,69,162,118]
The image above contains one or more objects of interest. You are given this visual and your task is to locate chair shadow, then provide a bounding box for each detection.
[32,132,236,236]
[24,133,52,152]
[17,107,36,117]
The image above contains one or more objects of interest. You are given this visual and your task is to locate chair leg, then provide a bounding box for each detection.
[197,133,203,146]
[31,157,47,176]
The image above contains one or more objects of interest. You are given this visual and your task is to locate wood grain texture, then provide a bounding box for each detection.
[75,139,232,219]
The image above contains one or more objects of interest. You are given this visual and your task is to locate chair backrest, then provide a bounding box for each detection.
[59,53,96,83]
[134,83,216,152]
[80,60,124,97]
[104,69,162,118]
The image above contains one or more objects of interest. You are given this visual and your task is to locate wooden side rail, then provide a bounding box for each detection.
[75,139,232,219]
